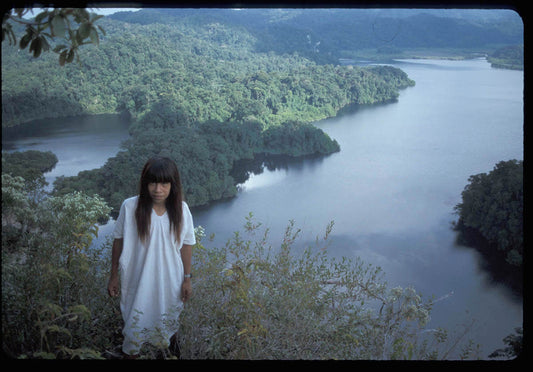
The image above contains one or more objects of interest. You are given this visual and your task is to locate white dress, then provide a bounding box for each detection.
[113,196,196,355]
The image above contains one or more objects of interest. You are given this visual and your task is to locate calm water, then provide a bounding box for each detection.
[2,58,523,358]
[2,114,130,191]
[193,58,523,358]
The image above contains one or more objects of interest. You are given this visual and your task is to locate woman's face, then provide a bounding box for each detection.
[148,182,171,204]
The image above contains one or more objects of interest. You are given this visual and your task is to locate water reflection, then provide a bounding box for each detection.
[2,113,130,145]
[230,152,328,187]
[453,227,523,300]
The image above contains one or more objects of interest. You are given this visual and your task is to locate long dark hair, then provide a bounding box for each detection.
[135,157,184,244]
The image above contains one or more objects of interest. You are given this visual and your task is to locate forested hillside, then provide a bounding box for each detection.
[3,8,522,127]
[2,13,414,127]
[2,8,521,211]
[488,45,524,70]
[110,9,523,63]
[2,9,418,212]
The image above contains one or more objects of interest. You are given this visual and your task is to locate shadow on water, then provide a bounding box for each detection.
[330,99,400,118]
[1,113,131,149]
[229,152,328,185]
[192,152,329,214]
[453,225,523,301]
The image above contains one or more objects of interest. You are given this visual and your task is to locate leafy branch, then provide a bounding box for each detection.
[2,8,105,65]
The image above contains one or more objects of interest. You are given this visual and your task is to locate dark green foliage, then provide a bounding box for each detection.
[2,150,58,190]
[488,45,524,70]
[110,9,523,63]
[489,327,523,359]
[261,121,340,157]
[2,150,57,177]
[454,160,523,267]
[2,175,114,358]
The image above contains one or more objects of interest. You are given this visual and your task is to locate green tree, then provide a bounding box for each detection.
[2,171,115,358]
[489,327,522,359]
[2,150,58,191]
[454,160,523,266]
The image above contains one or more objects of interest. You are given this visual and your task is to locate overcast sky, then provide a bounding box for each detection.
[89,8,141,16]
[19,7,140,19]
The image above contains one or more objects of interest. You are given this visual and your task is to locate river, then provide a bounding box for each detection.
[1,58,523,359]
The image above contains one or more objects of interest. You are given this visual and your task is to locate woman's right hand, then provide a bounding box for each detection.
[107,275,120,297]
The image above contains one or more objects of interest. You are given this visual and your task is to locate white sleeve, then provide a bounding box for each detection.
[182,201,196,246]
[113,199,127,239]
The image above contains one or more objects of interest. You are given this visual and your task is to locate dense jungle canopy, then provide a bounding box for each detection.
[1,8,523,212]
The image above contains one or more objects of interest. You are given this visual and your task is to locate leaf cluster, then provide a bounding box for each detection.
[2,8,105,65]
[488,327,523,359]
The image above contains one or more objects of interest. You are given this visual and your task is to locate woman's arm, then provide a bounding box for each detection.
[107,238,123,297]
[181,244,193,302]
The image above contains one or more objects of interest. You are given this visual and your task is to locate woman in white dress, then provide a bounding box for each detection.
[107,157,196,358]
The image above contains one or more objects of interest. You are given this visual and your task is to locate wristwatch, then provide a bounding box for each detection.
[184,273,193,279]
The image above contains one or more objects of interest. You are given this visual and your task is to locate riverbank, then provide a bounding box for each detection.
[340,46,524,71]
[339,47,492,64]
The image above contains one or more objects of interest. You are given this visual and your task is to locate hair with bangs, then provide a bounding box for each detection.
[135,157,184,244]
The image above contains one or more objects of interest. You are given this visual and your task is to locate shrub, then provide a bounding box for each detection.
[177,214,473,360]
[1,180,121,359]
[2,176,479,359]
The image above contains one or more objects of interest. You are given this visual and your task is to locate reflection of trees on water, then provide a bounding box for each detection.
[1,114,131,149]
[454,225,523,300]
[230,152,327,186]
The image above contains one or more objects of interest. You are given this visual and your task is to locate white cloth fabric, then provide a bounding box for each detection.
[113,196,196,354]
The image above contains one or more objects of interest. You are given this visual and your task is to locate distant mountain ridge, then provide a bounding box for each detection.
[109,8,523,63]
